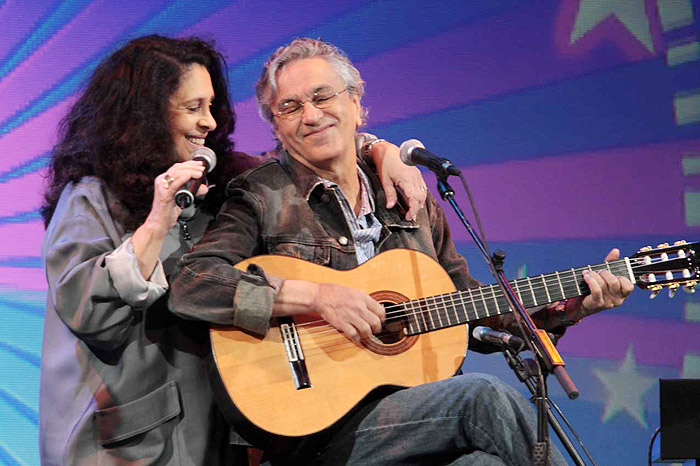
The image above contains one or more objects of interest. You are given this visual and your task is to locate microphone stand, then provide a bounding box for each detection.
[502,344,588,466]
[434,170,580,466]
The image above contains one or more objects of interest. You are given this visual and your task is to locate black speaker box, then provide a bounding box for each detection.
[660,379,700,460]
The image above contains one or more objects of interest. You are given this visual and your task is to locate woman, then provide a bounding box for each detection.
[39,35,424,466]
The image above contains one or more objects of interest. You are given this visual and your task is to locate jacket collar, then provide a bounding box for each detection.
[278,150,418,230]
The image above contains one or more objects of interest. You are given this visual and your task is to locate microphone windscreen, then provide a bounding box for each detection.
[399,139,425,166]
[190,147,217,172]
[471,326,487,341]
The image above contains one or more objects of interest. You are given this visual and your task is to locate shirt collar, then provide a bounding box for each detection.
[278,150,418,230]
[320,166,375,218]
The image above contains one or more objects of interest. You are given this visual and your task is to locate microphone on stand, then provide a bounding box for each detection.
[399,139,460,176]
[472,326,525,351]
[175,147,217,209]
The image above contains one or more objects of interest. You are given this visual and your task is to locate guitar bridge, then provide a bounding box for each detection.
[280,317,311,389]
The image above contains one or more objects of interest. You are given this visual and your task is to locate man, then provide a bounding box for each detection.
[169,38,633,465]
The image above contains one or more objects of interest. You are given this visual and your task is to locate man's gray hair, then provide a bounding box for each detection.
[256,38,367,123]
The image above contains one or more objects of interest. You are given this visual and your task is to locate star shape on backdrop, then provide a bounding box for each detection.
[592,343,656,428]
[570,0,654,52]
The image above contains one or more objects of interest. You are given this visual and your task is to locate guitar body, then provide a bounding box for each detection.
[210,249,468,441]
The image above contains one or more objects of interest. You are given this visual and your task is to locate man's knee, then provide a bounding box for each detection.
[452,373,530,410]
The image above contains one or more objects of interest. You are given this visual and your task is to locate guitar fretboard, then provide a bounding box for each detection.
[402,258,632,335]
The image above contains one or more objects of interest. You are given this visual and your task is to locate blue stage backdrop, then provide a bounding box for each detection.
[1,1,699,464]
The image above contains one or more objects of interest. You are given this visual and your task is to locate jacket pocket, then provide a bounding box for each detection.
[95,380,181,446]
[267,239,330,265]
[94,381,182,466]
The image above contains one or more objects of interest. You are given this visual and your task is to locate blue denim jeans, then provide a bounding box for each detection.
[264,373,567,466]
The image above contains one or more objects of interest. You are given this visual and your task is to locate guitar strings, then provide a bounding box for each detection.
[289,257,689,343]
[295,257,632,331]
[283,262,694,355]
[296,261,685,343]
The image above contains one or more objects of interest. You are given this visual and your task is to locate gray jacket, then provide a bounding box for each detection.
[39,177,229,466]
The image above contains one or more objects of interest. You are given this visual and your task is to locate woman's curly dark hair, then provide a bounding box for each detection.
[41,34,237,231]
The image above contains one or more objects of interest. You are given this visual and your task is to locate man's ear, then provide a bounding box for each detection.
[352,94,363,128]
[272,122,283,147]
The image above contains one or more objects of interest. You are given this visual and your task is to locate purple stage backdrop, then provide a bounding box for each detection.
[1,1,699,464]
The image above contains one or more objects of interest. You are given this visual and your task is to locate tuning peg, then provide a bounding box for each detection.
[674,240,687,246]
[639,246,653,252]
[649,284,662,299]
[657,243,670,249]
[683,284,696,294]
[668,283,680,298]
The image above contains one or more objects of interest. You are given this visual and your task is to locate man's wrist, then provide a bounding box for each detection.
[361,138,388,161]
[549,299,583,328]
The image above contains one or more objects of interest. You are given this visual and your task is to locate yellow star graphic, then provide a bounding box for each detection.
[592,343,656,428]
[570,0,655,52]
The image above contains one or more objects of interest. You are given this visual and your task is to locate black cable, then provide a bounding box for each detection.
[546,397,597,466]
[648,426,661,466]
[458,172,489,256]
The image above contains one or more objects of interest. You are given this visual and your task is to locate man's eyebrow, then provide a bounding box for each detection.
[279,84,334,102]
[312,84,333,93]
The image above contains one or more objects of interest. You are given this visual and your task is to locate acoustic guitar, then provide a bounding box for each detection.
[209,241,698,447]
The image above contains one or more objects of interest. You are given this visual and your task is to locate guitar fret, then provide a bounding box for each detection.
[445,293,459,326]
[554,271,565,301]
[464,291,473,321]
[498,293,510,316]
[571,268,581,295]
[623,257,635,283]
[443,293,453,326]
[425,297,435,331]
[469,289,480,319]
[479,287,488,317]
[413,299,427,333]
[490,286,500,315]
[609,260,633,283]
[434,296,445,329]
[405,301,418,334]
[445,296,456,326]
[471,289,481,320]
[452,292,463,323]
[541,275,551,302]
[513,279,523,305]
[435,295,445,328]
[526,276,538,307]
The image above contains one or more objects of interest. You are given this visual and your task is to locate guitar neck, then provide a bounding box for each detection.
[403,258,633,336]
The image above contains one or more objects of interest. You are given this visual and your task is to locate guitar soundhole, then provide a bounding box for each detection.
[377,313,406,344]
[362,291,418,356]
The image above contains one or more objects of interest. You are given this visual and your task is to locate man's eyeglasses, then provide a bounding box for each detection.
[273,88,349,119]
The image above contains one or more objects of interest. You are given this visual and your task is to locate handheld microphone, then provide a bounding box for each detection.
[399,139,460,176]
[472,326,525,350]
[175,147,217,209]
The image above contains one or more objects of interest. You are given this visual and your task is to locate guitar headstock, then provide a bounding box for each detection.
[630,240,699,298]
